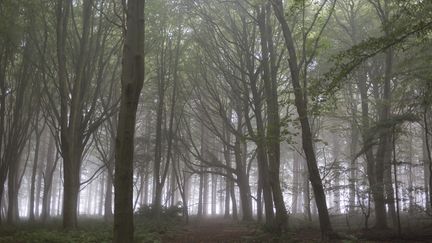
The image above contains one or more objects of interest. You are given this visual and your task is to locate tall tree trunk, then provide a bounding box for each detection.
[229,177,238,221]
[423,125,431,210]
[143,162,149,206]
[423,106,432,211]
[303,166,312,222]
[256,171,263,222]
[105,115,116,221]
[373,48,393,230]
[35,156,44,218]
[223,129,232,218]
[105,167,113,220]
[348,86,359,214]
[224,176,230,218]
[233,111,253,221]
[384,140,397,226]
[56,0,93,229]
[41,135,57,222]
[87,183,93,214]
[113,0,145,241]
[407,126,414,214]
[271,0,334,237]
[29,125,42,221]
[0,50,6,225]
[7,156,21,224]
[332,134,341,214]
[242,43,274,226]
[56,168,62,216]
[203,171,209,216]
[197,168,204,217]
[152,34,168,216]
[359,69,387,229]
[258,5,288,232]
[98,173,105,215]
[211,173,217,215]
[292,153,300,214]
[62,152,82,228]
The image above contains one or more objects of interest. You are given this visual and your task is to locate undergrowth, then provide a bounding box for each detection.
[0,205,183,243]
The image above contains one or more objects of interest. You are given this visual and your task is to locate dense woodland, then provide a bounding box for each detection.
[0,0,432,242]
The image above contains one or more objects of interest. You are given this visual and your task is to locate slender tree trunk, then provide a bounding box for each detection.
[152,34,168,216]
[242,51,274,225]
[29,124,42,221]
[0,51,6,225]
[7,156,20,224]
[392,128,402,235]
[230,178,238,221]
[143,162,149,206]
[223,127,232,218]
[105,167,113,220]
[211,173,217,215]
[258,5,288,232]
[56,168,62,216]
[105,115,116,221]
[384,142,397,227]
[332,134,341,214]
[303,161,312,222]
[348,89,359,213]
[272,0,334,237]
[203,171,209,216]
[423,126,431,210]
[423,107,432,211]
[224,176,230,218]
[98,173,105,215]
[256,171,263,222]
[408,126,414,214]
[41,135,57,222]
[113,0,145,241]
[35,156,44,218]
[292,153,300,214]
[183,171,190,222]
[62,152,81,229]
[233,113,253,221]
[51,169,59,217]
[56,0,93,229]
[358,65,388,229]
[87,183,93,214]
[197,168,204,217]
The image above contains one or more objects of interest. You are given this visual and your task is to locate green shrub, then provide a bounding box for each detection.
[135,204,183,221]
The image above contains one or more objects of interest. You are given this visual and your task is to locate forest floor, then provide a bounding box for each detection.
[162,217,270,242]
[1,216,432,242]
[161,216,432,243]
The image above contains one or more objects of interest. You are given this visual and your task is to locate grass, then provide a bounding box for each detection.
[0,215,182,243]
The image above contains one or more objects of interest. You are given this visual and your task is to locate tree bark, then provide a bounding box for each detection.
[358,67,387,229]
[29,114,44,221]
[292,153,301,214]
[258,5,288,232]
[41,135,57,222]
[271,0,334,237]
[332,134,341,214]
[113,0,145,241]
[197,167,204,217]
[211,173,217,215]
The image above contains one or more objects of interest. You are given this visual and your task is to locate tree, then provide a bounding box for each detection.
[113,0,145,241]
[48,0,119,229]
[271,0,336,238]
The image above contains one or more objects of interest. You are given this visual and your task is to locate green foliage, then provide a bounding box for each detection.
[321,1,432,99]
[0,217,182,243]
[134,206,184,243]
[135,204,183,222]
[0,229,111,243]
